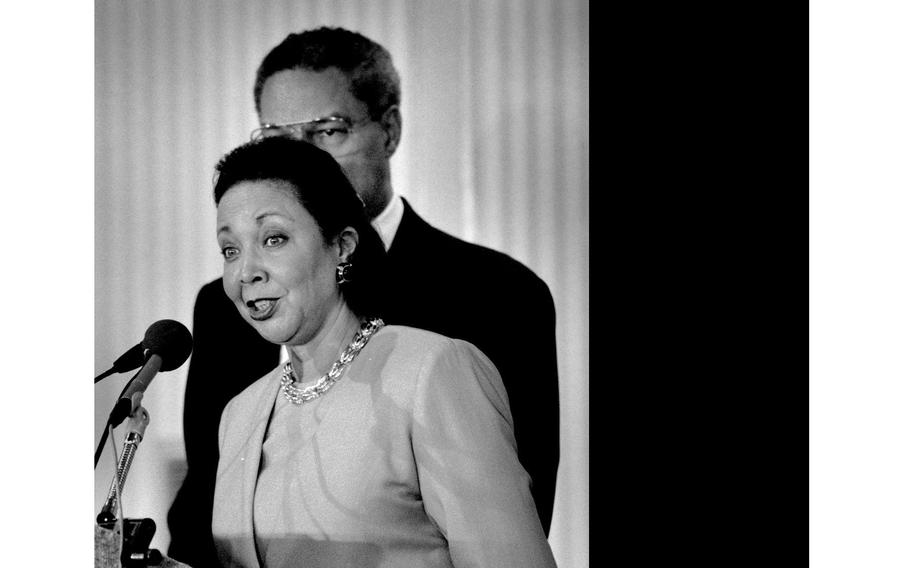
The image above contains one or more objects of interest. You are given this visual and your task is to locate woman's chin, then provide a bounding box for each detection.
[248,318,293,345]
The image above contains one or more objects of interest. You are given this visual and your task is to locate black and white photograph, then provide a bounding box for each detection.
[0,0,896,566]
[90,1,589,566]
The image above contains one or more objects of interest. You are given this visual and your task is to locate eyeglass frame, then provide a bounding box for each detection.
[249,115,373,145]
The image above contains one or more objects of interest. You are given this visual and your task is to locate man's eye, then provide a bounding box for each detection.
[264,235,287,247]
[221,246,239,259]
[314,127,349,138]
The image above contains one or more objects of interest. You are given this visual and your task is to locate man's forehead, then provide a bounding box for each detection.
[258,67,364,122]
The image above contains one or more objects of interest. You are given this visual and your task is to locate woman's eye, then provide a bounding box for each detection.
[264,235,287,247]
[221,246,239,260]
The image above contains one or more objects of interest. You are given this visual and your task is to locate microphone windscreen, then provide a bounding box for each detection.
[142,319,193,371]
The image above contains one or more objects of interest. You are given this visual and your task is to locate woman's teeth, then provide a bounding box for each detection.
[246,298,278,320]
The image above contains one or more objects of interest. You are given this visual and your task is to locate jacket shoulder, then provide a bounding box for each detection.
[365,325,487,366]
[396,203,553,296]
[195,277,226,303]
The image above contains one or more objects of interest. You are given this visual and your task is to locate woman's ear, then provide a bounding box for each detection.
[336,227,359,262]
[380,105,402,157]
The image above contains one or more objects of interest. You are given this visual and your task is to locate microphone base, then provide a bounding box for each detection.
[97,517,159,567]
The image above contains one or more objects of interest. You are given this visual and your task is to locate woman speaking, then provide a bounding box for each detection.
[209,137,555,567]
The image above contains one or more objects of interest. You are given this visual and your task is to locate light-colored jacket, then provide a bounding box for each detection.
[212,325,556,568]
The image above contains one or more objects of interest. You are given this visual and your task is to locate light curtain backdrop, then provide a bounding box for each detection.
[94,0,588,565]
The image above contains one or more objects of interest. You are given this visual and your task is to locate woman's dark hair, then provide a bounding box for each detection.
[213,137,387,318]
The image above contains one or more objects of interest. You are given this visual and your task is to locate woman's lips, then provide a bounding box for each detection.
[246,298,278,321]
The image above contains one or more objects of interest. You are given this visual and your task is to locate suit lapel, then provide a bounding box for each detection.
[235,374,280,566]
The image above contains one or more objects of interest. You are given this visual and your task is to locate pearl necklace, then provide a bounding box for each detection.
[279,318,384,405]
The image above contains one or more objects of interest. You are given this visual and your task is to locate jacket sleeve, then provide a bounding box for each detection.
[411,339,557,568]
[495,274,560,535]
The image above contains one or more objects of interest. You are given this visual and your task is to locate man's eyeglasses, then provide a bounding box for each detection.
[250,116,371,153]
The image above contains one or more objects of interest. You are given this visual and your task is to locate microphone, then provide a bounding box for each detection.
[141,319,194,372]
[94,319,192,382]
[108,320,193,427]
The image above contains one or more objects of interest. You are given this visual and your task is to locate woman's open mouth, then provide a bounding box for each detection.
[246,298,278,321]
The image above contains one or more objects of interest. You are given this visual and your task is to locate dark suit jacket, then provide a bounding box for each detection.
[167,198,559,568]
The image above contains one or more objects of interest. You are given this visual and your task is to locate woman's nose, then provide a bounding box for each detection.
[239,251,267,284]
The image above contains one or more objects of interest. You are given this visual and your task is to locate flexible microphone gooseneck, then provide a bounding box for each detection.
[97,407,150,525]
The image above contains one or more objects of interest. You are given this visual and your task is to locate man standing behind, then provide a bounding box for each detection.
[167,27,559,567]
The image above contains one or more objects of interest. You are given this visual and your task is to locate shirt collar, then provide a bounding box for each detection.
[370,193,404,252]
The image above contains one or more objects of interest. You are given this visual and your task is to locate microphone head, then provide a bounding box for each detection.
[142,319,193,372]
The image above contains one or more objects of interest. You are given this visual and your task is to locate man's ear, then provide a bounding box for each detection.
[336,227,360,262]
[380,105,402,157]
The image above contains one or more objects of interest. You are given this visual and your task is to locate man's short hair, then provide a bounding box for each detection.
[254,26,401,120]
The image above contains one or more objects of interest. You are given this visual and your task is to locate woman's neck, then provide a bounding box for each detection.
[286,303,362,383]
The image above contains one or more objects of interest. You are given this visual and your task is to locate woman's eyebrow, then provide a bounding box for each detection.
[217,210,292,234]
[255,210,291,223]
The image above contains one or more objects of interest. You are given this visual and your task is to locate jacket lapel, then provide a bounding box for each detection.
[230,373,281,566]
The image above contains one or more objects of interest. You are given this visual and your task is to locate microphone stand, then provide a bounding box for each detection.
[96,406,162,567]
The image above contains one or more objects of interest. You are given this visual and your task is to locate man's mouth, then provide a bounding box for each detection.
[246,298,278,321]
